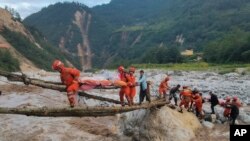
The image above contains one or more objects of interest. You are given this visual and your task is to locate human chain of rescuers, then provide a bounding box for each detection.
[52,60,243,125]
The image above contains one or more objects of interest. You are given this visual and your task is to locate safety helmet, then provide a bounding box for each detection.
[183,86,188,89]
[118,66,124,72]
[165,77,170,81]
[232,96,238,101]
[225,96,231,102]
[52,60,64,70]
[194,93,200,98]
[129,66,136,73]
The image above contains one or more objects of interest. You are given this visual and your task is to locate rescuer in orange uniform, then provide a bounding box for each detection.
[179,86,192,113]
[193,93,203,119]
[128,66,136,105]
[158,76,170,99]
[118,66,131,106]
[189,89,198,112]
[52,60,80,107]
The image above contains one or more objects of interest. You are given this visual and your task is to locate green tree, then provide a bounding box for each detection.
[5,6,22,21]
[0,49,20,71]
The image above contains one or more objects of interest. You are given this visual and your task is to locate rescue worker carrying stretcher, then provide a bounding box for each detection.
[192,92,204,119]
[178,86,192,113]
[52,60,80,108]
[117,66,132,106]
[128,66,136,105]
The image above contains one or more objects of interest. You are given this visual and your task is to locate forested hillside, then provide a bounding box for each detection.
[24,2,108,70]
[1,27,69,70]
[0,7,70,72]
[24,0,250,68]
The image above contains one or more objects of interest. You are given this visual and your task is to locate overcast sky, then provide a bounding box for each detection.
[0,0,111,19]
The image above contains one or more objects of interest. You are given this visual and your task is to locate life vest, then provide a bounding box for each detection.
[118,72,131,87]
[159,80,168,89]
[181,89,192,97]
[60,67,80,87]
[119,72,129,82]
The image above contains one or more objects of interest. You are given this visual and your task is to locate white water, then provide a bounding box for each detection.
[0,70,250,141]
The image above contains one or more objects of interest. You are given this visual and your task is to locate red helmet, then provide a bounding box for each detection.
[225,96,231,102]
[118,66,124,72]
[232,96,238,101]
[129,66,136,72]
[165,77,170,81]
[183,86,188,89]
[194,94,200,99]
[52,60,64,70]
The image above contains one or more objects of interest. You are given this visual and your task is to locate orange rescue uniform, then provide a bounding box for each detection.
[127,74,136,105]
[179,89,192,109]
[60,67,80,106]
[119,72,131,106]
[193,95,203,114]
[158,80,169,97]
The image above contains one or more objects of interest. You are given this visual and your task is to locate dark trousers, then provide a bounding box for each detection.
[139,89,150,103]
[230,115,238,125]
[169,93,177,105]
[211,104,217,114]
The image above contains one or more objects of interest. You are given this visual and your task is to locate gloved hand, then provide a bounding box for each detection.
[127,82,133,87]
[72,80,79,84]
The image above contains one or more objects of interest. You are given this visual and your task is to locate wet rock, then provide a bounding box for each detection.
[204,114,212,122]
[219,117,228,124]
[132,133,140,141]
[238,110,250,123]
[166,70,174,75]
[139,106,201,141]
[173,70,183,76]
[202,121,214,129]
[204,72,219,77]
[119,110,148,138]
[215,120,222,124]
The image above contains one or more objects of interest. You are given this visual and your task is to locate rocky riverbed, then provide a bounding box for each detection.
[0,70,249,141]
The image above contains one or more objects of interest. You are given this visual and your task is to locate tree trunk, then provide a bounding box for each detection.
[0,70,169,117]
[0,70,122,104]
[0,100,167,117]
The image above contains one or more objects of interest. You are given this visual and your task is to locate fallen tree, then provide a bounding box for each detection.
[0,70,122,104]
[0,100,167,117]
[0,70,169,117]
[0,70,118,89]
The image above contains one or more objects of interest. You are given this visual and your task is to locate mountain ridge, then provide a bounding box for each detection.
[12,0,250,69]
